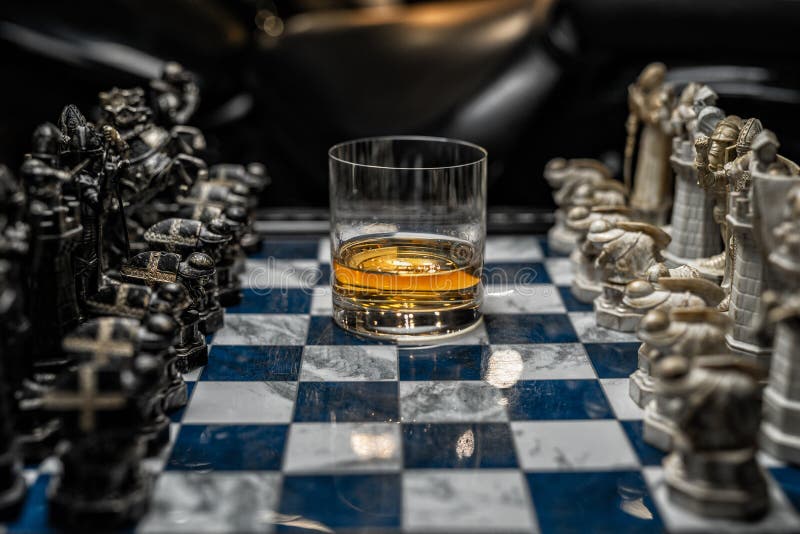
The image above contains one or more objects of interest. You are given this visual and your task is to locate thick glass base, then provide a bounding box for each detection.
[332,295,482,342]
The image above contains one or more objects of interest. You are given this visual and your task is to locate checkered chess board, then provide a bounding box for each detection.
[8,235,800,533]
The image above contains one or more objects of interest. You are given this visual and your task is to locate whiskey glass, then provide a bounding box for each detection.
[329,136,487,340]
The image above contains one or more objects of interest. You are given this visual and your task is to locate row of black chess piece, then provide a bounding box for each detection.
[0,62,268,529]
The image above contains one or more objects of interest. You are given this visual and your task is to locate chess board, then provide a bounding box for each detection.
[8,234,800,533]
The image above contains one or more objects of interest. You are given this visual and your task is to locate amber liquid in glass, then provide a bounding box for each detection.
[332,234,482,337]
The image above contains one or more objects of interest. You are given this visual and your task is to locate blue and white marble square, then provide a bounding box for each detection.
[204,346,302,381]
[279,474,401,531]
[484,314,579,344]
[568,312,640,343]
[294,382,399,423]
[505,379,614,421]
[483,262,551,285]
[167,425,287,471]
[483,284,565,314]
[484,344,596,382]
[558,286,595,312]
[399,381,509,423]
[585,342,640,378]
[402,423,518,469]
[600,378,644,420]
[527,470,661,532]
[402,470,537,532]
[139,472,282,533]
[212,314,310,346]
[283,422,401,473]
[399,345,486,381]
[512,420,639,471]
[183,382,297,424]
[240,259,321,290]
[301,345,397,381]
[485,236,543,262]
[306,316,393,345]
[226,288,311,314]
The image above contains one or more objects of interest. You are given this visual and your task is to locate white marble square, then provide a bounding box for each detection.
[300,346,397,381]
[240,259,321,290]
[403,470,538,532]
[600,378,644,420]
[485,236,543,262]
[183,382,297,424]
[317,236,331,263]
[400,381,508,423]
[309,286,332,316]
[512,420,639,471]
[544,257,574,287]
[643,466,800,533]
[212,314,309,346]
[138,472,281,533]
[283,422,401,473]
[568,312,639,343]
[487,344,596,381]
[483,284,565,314]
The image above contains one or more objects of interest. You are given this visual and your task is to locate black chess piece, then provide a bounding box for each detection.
[148,282,208,376]
[120,249,219,346]
[148,61,200,127]
[61,317,170,456]
[42,358,157,530]
[0,261,28,520]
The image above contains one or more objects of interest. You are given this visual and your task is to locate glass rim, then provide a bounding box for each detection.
[328,135,487,171]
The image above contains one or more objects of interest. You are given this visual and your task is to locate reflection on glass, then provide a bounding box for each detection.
[484,348,523,389]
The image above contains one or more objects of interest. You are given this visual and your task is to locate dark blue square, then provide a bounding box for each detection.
[294,382,399,423]
[558,286,594,312]
[278,474,400,532]
[526,471,662,533]
[399,345,486,381]
[255,239,318,259]
[227,288,311,314]
[317,263,331,286]
[484,314,578,344]
[203,346,302,381]
[306,316,393,345]
[482,262,551,285]
[167,425,287,471]
[6,474,51,534]
[402,423,517,468]
[169,381,196,423]
[620,421,665,467]
[585,343,640,378]
[770,467,800,514]
[506,380,613,420]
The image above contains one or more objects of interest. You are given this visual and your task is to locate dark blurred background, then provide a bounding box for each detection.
[1,0,799,218]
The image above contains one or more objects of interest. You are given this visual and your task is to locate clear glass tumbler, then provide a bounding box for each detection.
[329,136,487,340]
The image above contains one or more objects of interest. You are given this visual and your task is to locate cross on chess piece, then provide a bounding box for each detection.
[657,354,769,520]
[41,359,156,530]
[61,317,170,455]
